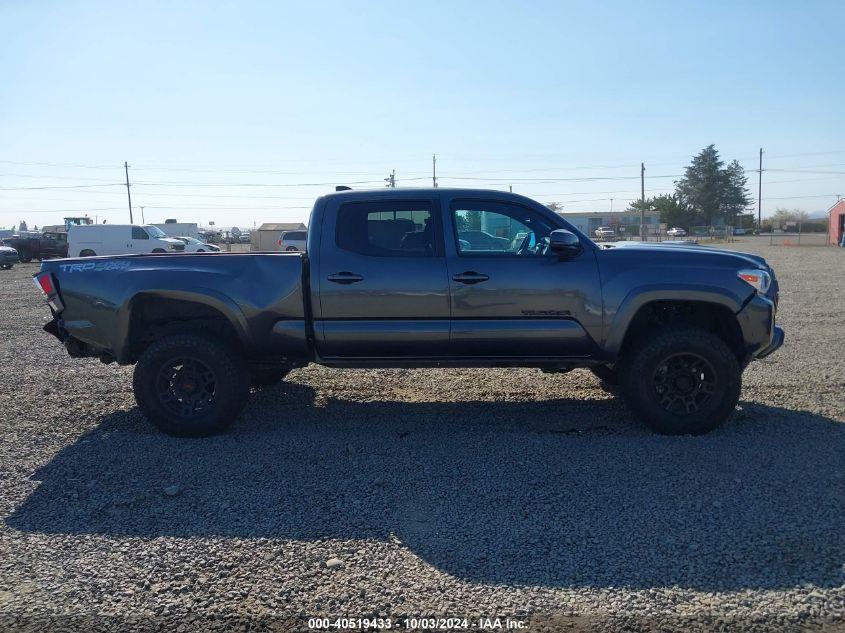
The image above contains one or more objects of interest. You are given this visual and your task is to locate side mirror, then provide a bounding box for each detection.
[549,229,582,257]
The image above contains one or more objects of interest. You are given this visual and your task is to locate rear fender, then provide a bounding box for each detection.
[116,288,250,362]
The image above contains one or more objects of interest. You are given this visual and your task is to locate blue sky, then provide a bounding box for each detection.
[2,0,843,228]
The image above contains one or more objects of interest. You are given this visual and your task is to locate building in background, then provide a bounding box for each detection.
[557,211,660,236]
[251,222,308,251]
[828,199,845,246]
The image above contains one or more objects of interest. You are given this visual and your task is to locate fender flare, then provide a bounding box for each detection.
[603,283,748,355]
[115,288,251,362]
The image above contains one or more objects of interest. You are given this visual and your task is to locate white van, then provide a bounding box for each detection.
[68,224,186,257]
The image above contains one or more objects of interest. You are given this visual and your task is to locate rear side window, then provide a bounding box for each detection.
[284,231,306,241]
[131,226,149,240]
[336,201,439,257]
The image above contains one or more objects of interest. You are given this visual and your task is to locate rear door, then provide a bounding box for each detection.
[316,196,451,358]
[444,197,603,357]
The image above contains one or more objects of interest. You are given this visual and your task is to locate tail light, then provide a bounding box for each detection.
[33,272,64,312]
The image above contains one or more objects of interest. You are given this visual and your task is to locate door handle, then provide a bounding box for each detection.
[327,271,364,284]
[452,271,489,285]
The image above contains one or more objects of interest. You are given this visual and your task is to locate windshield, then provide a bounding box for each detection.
[144,225,168,238]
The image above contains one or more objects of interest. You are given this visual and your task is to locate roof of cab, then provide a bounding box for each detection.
[317,187,542,205]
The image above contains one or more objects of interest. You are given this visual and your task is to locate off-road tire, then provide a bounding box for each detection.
[620,326,741,435]
[250,367,291,387]
[589,364,619,385]
[133,333,250,437]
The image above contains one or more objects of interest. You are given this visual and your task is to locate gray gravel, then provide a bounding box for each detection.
[0,237,843,632]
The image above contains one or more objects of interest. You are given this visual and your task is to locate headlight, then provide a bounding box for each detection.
[738,268,771,295]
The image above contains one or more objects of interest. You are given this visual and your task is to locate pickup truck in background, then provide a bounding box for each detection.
[2,231,68,262]
[33,188,783,437]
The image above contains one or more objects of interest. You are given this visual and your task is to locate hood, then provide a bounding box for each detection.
[599,241,771,271]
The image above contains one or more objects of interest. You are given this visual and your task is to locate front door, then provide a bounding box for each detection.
[445,198,603,357]
[316,197,451,358]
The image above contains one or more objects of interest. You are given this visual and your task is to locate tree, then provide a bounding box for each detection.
[545,201,563,212]
[651,194,695,228]
[722,159,752,223]
[674,145,751,227]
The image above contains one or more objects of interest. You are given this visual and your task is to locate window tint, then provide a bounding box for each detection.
[131,226,149,240]
[451,200,554,256]
[285,231,306,241]
[336,201,437,257]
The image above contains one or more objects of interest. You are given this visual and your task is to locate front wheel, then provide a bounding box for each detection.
[620,327,741,435]
[133,333,250,437]
[1,264,13,270]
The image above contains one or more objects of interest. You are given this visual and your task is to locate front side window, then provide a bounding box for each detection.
[131,226,149,240]
[336,201,438,257]
[451,200,555,256]
[144,225,167,238]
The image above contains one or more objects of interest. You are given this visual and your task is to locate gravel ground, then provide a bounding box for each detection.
[0,238,843,632]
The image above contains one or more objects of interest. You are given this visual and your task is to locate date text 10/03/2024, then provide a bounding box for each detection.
[307,617,527,630]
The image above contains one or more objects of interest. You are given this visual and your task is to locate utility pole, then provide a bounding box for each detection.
[384,169,395,188]
[140,206,145,224]
[757,148,763,232]
[640,162,646,241]
[509,185,512,193]
[124,161,134,224]
[432,154,437,188]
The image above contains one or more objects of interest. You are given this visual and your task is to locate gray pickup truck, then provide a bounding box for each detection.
[34,188,783,437]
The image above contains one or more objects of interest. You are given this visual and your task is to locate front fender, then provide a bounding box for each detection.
[603,283,751,355]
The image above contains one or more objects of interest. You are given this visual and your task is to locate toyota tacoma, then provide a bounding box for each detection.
[33,188,783,437]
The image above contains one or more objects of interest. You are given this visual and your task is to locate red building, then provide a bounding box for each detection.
[829,199,845,245]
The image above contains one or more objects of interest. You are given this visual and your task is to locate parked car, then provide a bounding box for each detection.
[733,228,747,236]
[173,236,220,253]
[456,230,511,251]
[34,187,783,438]
[667,227,687,237]
[594,226,615,239]
[68,224,185,257]
[1,231,68,262]
[0,245,19,269]
[278,230,307,252]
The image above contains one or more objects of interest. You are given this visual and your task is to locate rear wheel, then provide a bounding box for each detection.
[79,249,96,257]
[133,333,250,437]
[152,248,166,253]
[285,246,298,252]
[620,327,741,435]
[18,251,32,263]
